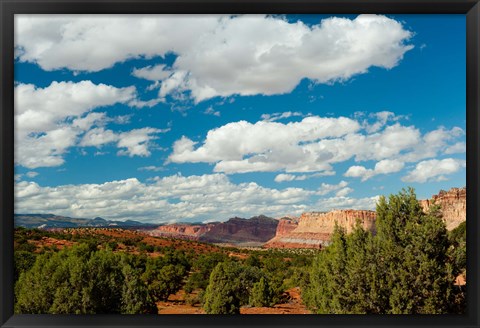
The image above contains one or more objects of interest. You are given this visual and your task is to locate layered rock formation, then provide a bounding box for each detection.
[145,215,278,246]
[420,187,466,230]
[265,210,376,249]
[266,187,466,249]
[142,187,466,249]
[147,223,215,240]
[200,215,278,245]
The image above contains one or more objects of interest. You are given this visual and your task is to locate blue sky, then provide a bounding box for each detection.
[13,14,466,223]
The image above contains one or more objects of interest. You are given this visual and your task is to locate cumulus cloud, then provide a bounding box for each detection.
[132,64,172,81]
[274,173,296,183]
[344,159,404,181]
[14,174,310,222]
[15,81,138,168]
[357,111,406,133]
[444,142,466,155]
[398,126,465,162]
[79,127,164,157]
[316,195,380,211]
[316,181,349,196]
[14,81,166,168]
[401,158,466,183]
[168,113,464,176]
[168,116,360,173]
[25,171,39,178]
[15,173,380,222]
[274,171,335,183]
[16,14,413,102]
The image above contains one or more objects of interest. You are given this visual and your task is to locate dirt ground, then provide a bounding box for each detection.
[156,287,311,315]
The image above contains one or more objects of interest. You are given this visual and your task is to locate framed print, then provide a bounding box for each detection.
[1,0,479,328]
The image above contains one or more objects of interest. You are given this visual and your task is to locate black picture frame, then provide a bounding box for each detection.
[1,1,479,327]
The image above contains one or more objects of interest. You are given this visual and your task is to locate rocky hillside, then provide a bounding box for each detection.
[265,187,466,249]
[265,210,376,249]
[16,187,465,248]
[146,223,216,240]
[420,187,466,230]
[145,215,278,246]
[199,215,278,245]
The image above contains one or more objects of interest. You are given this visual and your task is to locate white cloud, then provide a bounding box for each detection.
[117,128,161,157]
[16,14,413,103]
[398,126,465,162]
[15,81,135,136]
[80,127,163,157]
[273,171,336,183]
[316,195,380,211]
[335,187,354,197]
[375,159,405,174]
[169,114,464,176]
[274,173,296,182]
[132,64,171,81]
[15,173,381,222]
[401,158,466,183]
[344,165,372,180]
[168,116,360,173]
[204,106,221,116]
[14,174,311,222]
[128,98,163,109]
[444,142,466,155]
[316,181,349,196]
[344,159,404,181]
[361,111,405,133]
[25,171,39,178]
[15,80,168,167]
[15,81,137,168]
[138,166,165,172]
[261,111,304,122]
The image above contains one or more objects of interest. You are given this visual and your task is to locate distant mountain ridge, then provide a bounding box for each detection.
[14,214,156,229]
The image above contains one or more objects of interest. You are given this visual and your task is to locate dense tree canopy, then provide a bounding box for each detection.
[304,188,463,314]
[14,243,188,314]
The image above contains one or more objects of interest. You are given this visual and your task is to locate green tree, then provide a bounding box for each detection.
[142,257,187,301]
[249,276,274,307]
[185,252,228,293]
[15,243,157,314]
[14,251,36,282]
[203,261,262,314]
[121,265,157,314]
[305,188,457,314]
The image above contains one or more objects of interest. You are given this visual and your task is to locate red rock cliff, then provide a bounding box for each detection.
[147,223,215,240]
[200,215,278,245]
[265,210,376,249]
[266,187,466,249]
[419,187,466,230]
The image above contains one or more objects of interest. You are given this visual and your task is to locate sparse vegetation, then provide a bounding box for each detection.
[13,188,467,314]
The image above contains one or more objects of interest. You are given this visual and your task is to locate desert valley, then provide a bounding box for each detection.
[14,187,467,314]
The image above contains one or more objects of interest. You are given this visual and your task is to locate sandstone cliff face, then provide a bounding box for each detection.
[143,187,466,249]
[145,215,278,245]
[419,187,466,230]
[147,223,215,240]
[275,217,299,237]
[200,215,278,245]
[265,210,376,249]
[266,187,466,249]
